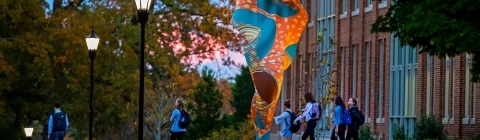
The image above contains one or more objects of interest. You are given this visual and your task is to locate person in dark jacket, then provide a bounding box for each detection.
[346,97,361,140]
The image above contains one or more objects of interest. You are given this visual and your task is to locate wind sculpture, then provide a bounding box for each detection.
[231,0,308,139]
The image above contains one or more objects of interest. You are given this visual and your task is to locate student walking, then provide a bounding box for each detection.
[274,100,294,140]
[170,99,186,140]
[331,96,347,140]
[294,92,320,140]
[346,97,364,140]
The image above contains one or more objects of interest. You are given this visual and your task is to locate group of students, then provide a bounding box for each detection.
[274,92,364,140]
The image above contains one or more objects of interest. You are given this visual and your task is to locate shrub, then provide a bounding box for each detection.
[358,124,374,140]
[413,114,447,140]
[393,124,407,139]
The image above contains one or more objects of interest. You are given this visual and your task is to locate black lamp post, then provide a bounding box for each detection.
[86,26,100,140]
[135,0,151,139]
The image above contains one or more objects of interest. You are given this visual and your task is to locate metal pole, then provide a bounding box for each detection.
[89,50,96,140]
[137,11,148,140]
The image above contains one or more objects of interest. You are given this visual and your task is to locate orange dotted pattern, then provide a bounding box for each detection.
[233,0,308,138]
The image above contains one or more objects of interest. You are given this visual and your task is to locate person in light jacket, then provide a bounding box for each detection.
[331,96,347,140]
[294,92,317,140]
[170,99,186,140]
[274,99,294,140]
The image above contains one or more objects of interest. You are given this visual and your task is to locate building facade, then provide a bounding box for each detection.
[271,0,480,139]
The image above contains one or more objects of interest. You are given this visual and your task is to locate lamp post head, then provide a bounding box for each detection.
[135,0,151,11]
[24,127,33,137]
[86,26,100,51]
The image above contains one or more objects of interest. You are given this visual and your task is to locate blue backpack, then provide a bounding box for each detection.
[341,108,352,125]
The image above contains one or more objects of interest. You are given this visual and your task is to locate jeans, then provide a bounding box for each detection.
[170,131,185,140]
[49,131,65,140]
[301,120,317,140]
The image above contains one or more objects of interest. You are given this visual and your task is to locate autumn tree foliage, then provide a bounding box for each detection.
[0,0,241,139]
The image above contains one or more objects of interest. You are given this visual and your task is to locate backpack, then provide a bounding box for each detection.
[310,102,321,121]
[52,112,66,132]
[178,109,191,129]
[285,110,301,133]
[341,107,352,125]
[353,109,365,125]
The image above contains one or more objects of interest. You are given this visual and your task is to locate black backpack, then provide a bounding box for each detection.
[286,110,301,133]
[353,109,365,125]
[52,112,66,132]
[178,109,191,129]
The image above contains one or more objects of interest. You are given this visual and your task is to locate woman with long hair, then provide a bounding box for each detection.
[294,92,317,140]
[332,96,347,140]
[274,100,293,140]
[170,99,186,140]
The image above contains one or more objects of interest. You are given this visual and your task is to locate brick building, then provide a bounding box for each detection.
[270,0,480,139]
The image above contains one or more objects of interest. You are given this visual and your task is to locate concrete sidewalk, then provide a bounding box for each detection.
[270,134,331,140]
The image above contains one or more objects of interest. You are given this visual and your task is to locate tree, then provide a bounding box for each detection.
[371,0,480,82]
[200,118,255,140]
[0,0,242,139]
[230,66,255,124]
[186,68,223,140]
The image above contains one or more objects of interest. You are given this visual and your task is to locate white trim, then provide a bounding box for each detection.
[352,9,360,16]
[340,12,348,19]
[378,0,387,9]
[364,5,372,13]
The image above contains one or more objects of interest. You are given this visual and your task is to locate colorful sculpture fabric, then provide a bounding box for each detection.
[231,0,308,139]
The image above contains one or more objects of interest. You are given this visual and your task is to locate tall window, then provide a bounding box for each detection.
[296,55,302,110]
[341,47,345,97]
[426,55,433,114]
[365,0,373,12]
[389,36,417,138]
[463,54,475,124]
[306,53,312,91]
[341,0,348,19]
[379,0,387,8]
[365,42,371,121]
[352,45,358,97]
[316,0,335,99]
[308,0,314,27]
[378,39,384,120]
[443,56,454,124]
[352,0,359,16]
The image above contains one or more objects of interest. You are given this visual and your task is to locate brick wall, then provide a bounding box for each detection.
[272,0,480,139]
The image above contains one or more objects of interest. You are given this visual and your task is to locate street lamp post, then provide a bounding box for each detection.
[86,26,100,140]
[24,127,33,140]
[135,0,151,139]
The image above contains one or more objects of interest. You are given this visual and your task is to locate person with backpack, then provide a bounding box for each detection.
[48,103,69,140]
[346,97,365,140]
[294,92,320,140]
[332,96,347,140]
[274,99,296,140]
[170,99,187,140]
